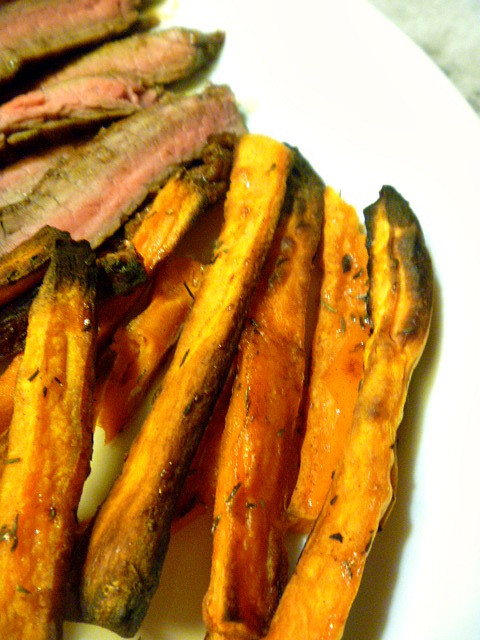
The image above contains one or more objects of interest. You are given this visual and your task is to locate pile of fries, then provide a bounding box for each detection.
[0,133,433,639]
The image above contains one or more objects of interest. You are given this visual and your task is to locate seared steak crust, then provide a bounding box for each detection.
[43,28,226,88]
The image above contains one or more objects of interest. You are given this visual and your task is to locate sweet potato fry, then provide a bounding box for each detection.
[173,359,236,530]
[132,134,236,275]
[94,256,204,443]
[80,133,292,636]
[264,186,433,640]
[0,226,69,308]
[0,354,21,441]
[0,237,97,639]
[0,232,147,362]
[202,150,324,640]
[287,187,370,532]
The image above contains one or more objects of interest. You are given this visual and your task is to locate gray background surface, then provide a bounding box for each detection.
[367,0,480,115]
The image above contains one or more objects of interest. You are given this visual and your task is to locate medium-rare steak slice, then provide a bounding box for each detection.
[0,144,74,209]
[0,85,246,257]
[43,28,225,88]
[0,75,160,152]
[0,0,140,85]
[0,28,226,153]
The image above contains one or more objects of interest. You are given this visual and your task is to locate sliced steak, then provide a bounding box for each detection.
[0,0,140,85]
[0,74,160,151]
[43,28,225,88]
[0,85,246,257]
[0,144,74,208]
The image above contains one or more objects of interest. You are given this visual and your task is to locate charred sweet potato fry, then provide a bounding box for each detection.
[287,187,370,532]
[132,134,236,275]
[94,256,204,443]
[264,186,433,640]
[0,226,69,308]
[202,150,324,640]
[0,237,97,639]
[80,134,292,636]
[0,231,147,362]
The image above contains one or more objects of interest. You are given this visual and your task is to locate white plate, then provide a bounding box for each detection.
[65,0,480,638]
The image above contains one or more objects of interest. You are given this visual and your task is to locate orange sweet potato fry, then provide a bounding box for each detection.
[0,354,21,441]
[94,256,204,442]
[80,134,292,637]
[0,237,97,639]
[132,134,236,275]
[287,187,370,532]
[202,150,324,640]
[264,186,433,640]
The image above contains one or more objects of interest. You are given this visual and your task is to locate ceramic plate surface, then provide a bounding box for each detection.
[65,0,480,638]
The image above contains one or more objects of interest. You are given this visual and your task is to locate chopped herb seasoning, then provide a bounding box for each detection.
[4,457,21,465]
[226,482,242,504]
[339,316,346,334]
[16,585,31,595]
[342,254,352,273]
[277,428,285,438]
[179,349,190,368]
[245,387,251,413]
[321,299,337,313]
[43,386,48,397]
[28,368,39,382]
[49,506,57,520]
[330,495,338,506]
[249,318,261,334]
[353,268,364,279]
[183,402,193,416]
[0,513,19,551]
[211,515,221,534]
[183,281,195,301]
[54,377,63,385]
[329,532,344,543]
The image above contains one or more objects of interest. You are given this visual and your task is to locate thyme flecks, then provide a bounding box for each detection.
[226,482,242,504]
[27,368,39,382]
[179,349,190,368]
[342,254,352,273]
[183,281,195,301]
[0,513,19,551]
[321,299,337,313]
[16,584,31,595]
[211,515,221,534]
